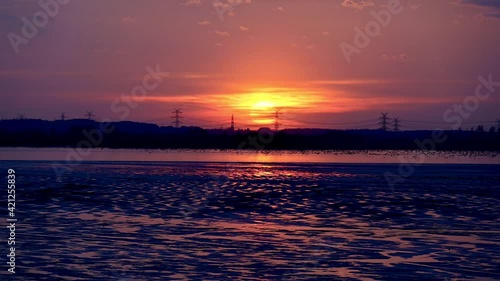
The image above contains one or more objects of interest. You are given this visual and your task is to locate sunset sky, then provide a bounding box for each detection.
[1,0,499,130]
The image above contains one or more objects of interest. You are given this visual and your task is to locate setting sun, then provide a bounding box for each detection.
[234,91,292,125]
[250,99,276,125]
[233,89,308,111]
[252,101,275,110]
[222,88,323,127]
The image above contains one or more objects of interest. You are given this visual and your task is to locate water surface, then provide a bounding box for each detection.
[1,148,499,164]
[0,161,498,280]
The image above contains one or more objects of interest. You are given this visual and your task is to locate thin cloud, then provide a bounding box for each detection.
[484,13,500,18]
[454,0,500,19]
[381,53,411,62]
[168,72,217,80]
[340,0,375,10]
[185,0,202,6]
[227,0,251,5]
[215,30,230,37]
[121,17,136,24]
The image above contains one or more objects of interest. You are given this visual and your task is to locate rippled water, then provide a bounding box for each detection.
[1,161,499,280]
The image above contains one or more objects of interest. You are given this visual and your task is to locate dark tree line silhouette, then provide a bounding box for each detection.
[0,119,499,151]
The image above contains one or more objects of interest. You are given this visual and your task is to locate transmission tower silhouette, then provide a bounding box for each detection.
[17,114,26,120]
[60,112,66,121]
[273,109,283,131]
[85,111,95,120]
[393,117,401,131]
[230,114,235,130]
[171,108,183,128]
[379,112,390,131]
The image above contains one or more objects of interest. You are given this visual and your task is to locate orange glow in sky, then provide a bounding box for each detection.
[222,88,325,127]
[2,0,499,130]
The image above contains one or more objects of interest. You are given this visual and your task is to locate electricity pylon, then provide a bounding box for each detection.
[85,111,95,120]
[230,114,235,130]
[274,109,283,131]
[393,117,401,132]
[171,108,183,128]
[17,114,26,120]
[60,112,66,121]
[379,112,390,131]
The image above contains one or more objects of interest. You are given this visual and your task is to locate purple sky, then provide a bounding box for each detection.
[1,0,499,130]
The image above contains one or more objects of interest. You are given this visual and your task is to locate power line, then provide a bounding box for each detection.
[147,115,382,130]
[401,119,497,125]
[403,124,429,128]
[184,117,229,124]
[285,118,379,126]
[103,112,500,131]
[141,116,171,123]
[180,116,498,130]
